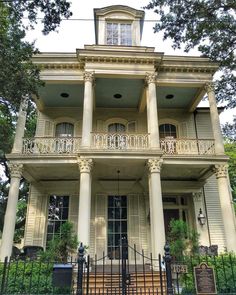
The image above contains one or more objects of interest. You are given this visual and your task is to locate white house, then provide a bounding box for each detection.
[1,5,236,261]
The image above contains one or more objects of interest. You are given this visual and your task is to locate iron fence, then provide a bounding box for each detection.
[1,245,236,295]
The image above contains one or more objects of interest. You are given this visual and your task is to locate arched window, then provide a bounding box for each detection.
[159,124,177,138]
[108,123,126,133]
[56,122,74,137]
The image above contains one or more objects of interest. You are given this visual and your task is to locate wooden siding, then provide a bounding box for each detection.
[204,175,226,252]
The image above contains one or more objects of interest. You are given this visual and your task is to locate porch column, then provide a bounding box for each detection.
[78,158,93,247]
[147,158,165,257]
[0,164,23,261]
[81,72,95,148]
[146,73,160,149]
[205,83,224,154]
[12,95,29,153]
[192,192,210,246]
[214,164,236,252]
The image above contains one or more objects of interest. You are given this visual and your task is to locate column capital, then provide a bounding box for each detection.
[8,163,23,178]
[84,71,95,84]
[78,158,93,173]
[204,82,215,94]
[147,158,163,173]
[214,164,228,178]
[192,192,203,203]
[145,72,157,84]
[19,95,29,113]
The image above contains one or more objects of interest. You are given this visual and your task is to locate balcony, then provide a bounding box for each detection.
[22,136,215,155]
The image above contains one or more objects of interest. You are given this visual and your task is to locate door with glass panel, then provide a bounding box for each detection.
[108,123,126,149]
[55,122,74,153]
[107,195,128,260]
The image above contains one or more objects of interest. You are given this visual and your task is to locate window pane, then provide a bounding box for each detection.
[46,195,69,245]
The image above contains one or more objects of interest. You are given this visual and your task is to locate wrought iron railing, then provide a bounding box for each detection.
[22,137,82,154]
[160,138,215,155]
[91,132,149,150]
[22,136,215,155]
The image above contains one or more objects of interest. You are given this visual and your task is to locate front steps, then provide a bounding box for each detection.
[73,270,166,294]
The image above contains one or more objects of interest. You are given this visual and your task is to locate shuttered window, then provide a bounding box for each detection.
[46,195,69,244]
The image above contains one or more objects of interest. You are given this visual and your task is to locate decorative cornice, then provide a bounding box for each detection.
[84,71,95,84]
[78,159,93,173]
[192,192,203,203]
[214,164,228,179]
[145,72,157,84]
[8,163,23,178]
[147,158,163,173]
[204,82,215,94]
[20,95,29,113]
[158,66,216,75]
[37,63,84,70]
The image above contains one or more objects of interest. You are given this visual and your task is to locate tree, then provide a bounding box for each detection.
[0,0,72,241]
[145,0,236,108]
[223,119,236,205]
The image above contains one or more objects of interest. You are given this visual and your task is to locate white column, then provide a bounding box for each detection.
[214,164,236,252]
[192,192,210,246]
[147,158,165,257]
[205,83,224,154]
[81,72,95,148]
[146,73,160,149]
[77,159,93,247]
[0,164,23,261]
[12,96,29,153]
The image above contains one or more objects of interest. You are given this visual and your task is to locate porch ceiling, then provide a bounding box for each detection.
[23,159,213,183]
[36,78,202,110]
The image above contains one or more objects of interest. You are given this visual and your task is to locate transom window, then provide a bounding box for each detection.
[106,22,132,46]
[159,124,177,138]
[46,195,69,244]
[107,196,128,259]
[56,122,74,137]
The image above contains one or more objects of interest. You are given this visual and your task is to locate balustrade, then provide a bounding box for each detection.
[160,138,215,155]
[22,136,215,155]
[91,133,149,150]
[22,137,81,154]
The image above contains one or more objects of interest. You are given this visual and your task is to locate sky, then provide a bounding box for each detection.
[25,0,235,124]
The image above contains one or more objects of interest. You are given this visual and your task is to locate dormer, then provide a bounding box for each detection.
[94,5,145,46]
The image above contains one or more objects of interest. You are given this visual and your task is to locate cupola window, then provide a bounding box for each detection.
[106,22,132,46]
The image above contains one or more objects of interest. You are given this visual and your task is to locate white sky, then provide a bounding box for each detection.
[25,0,235,124]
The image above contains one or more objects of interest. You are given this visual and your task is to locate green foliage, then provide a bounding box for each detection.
[145,0,236,108]
[41,221,78,263]
[224,141,236,200]
[0,260,72,294]
[179,254,236,293]
[167,219,199,260]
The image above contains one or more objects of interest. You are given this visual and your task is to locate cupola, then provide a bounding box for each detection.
[94,5,145,46]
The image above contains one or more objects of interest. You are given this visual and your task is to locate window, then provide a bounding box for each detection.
[106,23,132,46]
[46,195,69,244]
[159,124,177,138]
[56,122,74,137]
[107,196,128,259]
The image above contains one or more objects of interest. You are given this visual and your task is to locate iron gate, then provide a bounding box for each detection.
[76,238,172,295]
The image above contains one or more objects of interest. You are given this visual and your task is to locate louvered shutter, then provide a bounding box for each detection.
[179,122,188,138]
[128,194,141,262]
[44,120,54,137]
[95,194,107,259]
[127,121,136,133]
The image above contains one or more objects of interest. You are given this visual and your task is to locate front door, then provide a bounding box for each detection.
[164,209,179,236]
[107,195,128,259]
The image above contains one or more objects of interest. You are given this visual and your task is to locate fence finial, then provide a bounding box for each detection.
[164,242,174,295]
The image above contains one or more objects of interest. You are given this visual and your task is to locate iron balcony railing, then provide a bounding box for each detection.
[22,137,82,154]
[160,138,215,155]
[22,136,215,155]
